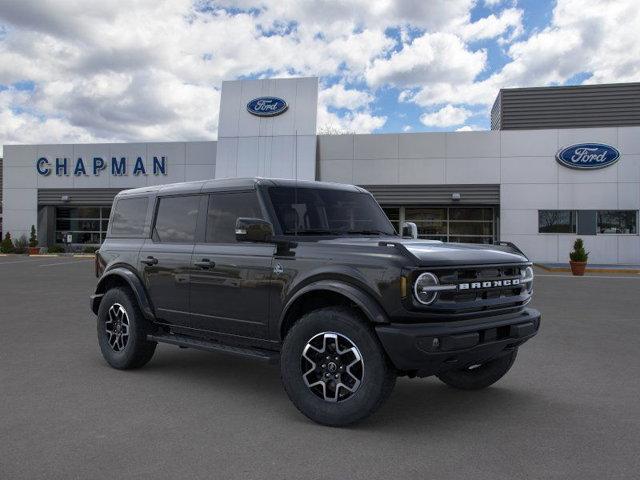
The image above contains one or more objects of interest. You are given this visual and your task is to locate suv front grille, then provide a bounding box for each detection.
[438,265,525,303]
[413,263,532,318]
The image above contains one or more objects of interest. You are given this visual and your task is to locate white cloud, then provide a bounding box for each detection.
[420,105,472,127]
[456,125,484,131]
[404,0,640,110]
[317,106,386,134]
[0,0,638,147]
[366,32,486,88]
[402,125,413,132]
[459,7,523,42]
[319,84,373,110]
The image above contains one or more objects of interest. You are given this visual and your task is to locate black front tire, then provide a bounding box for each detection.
[280,307,396,427]
[436,349,518,390]
[97,287,157,370]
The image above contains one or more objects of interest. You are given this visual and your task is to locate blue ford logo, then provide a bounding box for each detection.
[247,97,288,117]
[556,143,620,170]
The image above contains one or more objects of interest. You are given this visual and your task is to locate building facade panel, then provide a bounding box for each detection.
[2,77,638,264]
[397,158,446,184]
[354,134,398,160]
[445,131,500,158]
[500,129,559,157]
[398,133,446,159]
[317,134,354,160]
[445,157,500,184]
[500,156,558,184]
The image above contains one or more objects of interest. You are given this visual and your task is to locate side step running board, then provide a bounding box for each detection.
[147,333,280,364]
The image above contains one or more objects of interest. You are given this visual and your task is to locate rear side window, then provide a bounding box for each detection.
[110,197,149,237]
[206,192,262,243]
[153,195,200,243]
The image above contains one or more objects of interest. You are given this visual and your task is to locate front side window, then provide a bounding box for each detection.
[597,210,638,234]
[153,195,200,243]
[538,210,576,233]
[206,192,262,243]
[268,186,396,236]
[110,197,148,237]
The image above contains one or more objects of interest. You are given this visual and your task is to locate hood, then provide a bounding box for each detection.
[315,236,529,267]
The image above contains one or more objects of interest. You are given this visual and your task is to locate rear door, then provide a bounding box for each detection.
[139,194,203,326]
[189,191,274,338]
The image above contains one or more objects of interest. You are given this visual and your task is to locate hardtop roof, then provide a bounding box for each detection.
[116,177,365,198]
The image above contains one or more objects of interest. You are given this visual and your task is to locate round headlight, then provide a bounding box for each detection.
[413,272,440,305]
[521,266,534,292]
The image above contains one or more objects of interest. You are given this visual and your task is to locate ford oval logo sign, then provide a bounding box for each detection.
[247,97,288,117]
[556,143,620,170]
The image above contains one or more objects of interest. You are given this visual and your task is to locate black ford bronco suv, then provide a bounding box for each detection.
[91,178,540,426]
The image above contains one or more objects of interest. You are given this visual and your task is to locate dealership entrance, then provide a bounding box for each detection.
[382,206,497,244]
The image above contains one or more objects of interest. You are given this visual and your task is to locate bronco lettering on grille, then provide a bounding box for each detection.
[458,278,520,290]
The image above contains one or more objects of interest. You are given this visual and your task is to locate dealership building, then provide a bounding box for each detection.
[1,78,639,264]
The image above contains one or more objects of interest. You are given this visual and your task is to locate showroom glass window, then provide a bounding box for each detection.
[109,197,148,238]
[597,210,638,234]
[206,192,263,243]
[55,206,112,245]
[402,207,494,244]
[538,210,577,233]
[153,195,200,243]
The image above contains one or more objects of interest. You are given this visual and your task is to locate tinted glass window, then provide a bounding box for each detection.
[110,197,148,237]
[268,186,395,236]
[153,195,200,243]
[206,192,262,243]
[538,210,576,233]
[597,210,638,234]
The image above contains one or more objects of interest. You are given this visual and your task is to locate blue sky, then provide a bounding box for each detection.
[0,0,638,150]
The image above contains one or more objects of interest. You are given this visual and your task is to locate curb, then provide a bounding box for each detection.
[535,263,640,275]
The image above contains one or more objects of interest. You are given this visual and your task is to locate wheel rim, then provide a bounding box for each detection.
[105,303,130,352]
[301,332,364,403]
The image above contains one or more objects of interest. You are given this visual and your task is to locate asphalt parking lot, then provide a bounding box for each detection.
[1,256,639,479]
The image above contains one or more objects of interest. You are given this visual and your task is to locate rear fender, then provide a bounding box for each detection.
[91,267,154,320]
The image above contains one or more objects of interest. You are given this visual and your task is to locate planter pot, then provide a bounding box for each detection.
[569,260,587,276]
[28,246,40,255]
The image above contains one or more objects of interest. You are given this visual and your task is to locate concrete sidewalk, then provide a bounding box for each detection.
[536,262,640,274]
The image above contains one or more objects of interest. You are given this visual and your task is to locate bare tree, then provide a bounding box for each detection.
[317,123,355,135]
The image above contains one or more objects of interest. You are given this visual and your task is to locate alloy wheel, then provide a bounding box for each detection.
[301,332,364,402]
[105,303,130,352]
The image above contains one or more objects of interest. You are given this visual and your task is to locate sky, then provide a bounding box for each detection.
[0,0,638,154]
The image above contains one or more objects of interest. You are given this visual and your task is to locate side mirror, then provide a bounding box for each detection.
[235,217,274,243]
[402,221,418,239]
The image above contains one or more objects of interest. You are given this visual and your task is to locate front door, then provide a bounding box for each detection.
[139,194,202,326]
[189,191,274,339]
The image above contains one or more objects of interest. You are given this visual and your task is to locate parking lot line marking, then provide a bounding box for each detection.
[38,259,93,267]
[535,273,640,279]
[0,258,54,265]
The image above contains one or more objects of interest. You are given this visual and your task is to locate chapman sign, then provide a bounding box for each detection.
[246,97,288,117]
[36,156,168,176]
[556,143,620,170]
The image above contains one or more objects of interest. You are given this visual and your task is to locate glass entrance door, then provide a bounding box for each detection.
[382,206,496,244]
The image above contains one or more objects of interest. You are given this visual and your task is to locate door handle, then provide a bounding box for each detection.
[194,259,215,269]
[141,256,158,266]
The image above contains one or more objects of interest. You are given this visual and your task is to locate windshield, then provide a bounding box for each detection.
[267,186,397,236]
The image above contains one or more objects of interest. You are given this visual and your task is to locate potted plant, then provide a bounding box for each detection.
[13,235,28,254]
[1,232,15,253]
[28,225,40,255]
[569,238,589,276]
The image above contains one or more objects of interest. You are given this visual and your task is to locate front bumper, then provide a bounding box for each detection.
[376,308,541,377]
